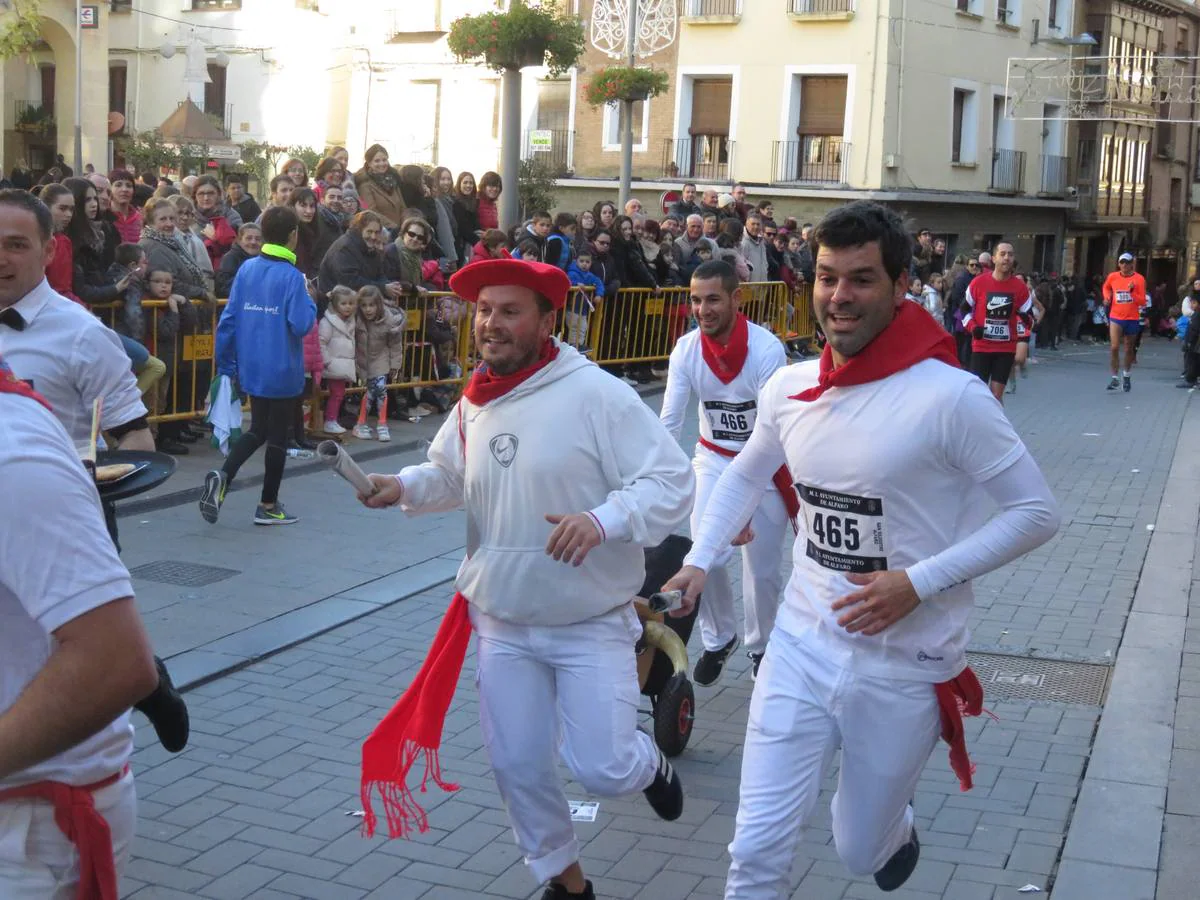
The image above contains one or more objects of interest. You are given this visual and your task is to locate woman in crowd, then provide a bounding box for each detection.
[139,198,212,301]
[192,174,241,269]
[329,145,350,172]
[9,159,33,190]
[353,144,406,231]
[41,184,83,303]
[313,156,346,200]
[283,158,310,188]
[612,215,657,289]
[167,195,216,295]
[383,215,433,300]
[593,200,617,232]
[576,208,598,253]
[64,176,122,307]
[318,210,403,304]
[109,168,143,243]
[289,187,340,279]
[429,166,460,274]
[476,171,501,231]
[638,217,678,287]
[215,223,263,298]
[452,171,480,263]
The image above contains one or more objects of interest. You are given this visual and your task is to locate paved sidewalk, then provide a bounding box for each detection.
[116,339,1194,899]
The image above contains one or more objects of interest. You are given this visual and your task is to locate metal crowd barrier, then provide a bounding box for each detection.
[91,281,815,427]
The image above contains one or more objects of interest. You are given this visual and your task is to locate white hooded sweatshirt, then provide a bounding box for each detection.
[397,341,695,626]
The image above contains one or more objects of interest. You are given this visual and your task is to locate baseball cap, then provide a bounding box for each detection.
[1118,252,1134,262]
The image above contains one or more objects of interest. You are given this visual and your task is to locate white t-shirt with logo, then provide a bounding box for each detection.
[659,321,787,459]
[0,392,135,788]
[688,357,1026,682]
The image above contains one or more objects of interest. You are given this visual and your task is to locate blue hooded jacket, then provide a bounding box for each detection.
[216,244,316,399]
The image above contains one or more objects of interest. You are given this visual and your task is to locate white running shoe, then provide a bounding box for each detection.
[376,424,391,442]
[352,423,372,440]
[324,421,346,435]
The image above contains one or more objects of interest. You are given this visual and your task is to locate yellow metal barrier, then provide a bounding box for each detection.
[89,279,816,429]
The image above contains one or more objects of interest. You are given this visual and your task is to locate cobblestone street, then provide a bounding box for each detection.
[117,337,1197,900]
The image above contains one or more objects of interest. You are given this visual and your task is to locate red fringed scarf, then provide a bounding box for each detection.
[700,313,749,385]
[935,668,985,791]
[0,357,51,411]
[790,301,959,403]
[362,342,567,839]
[698,315,800,531]
[462,339,559,405]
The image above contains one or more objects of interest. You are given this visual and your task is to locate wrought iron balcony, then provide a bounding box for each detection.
[990,148,1026,194]
[521,129,574,177]
[662,136,735,182]
[771,137,850,185]
[1040,154,1069,196]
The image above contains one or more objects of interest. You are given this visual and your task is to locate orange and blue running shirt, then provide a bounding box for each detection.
[1102,270,1146,322]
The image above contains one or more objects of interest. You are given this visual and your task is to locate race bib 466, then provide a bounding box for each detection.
[703,399,756,442]
[797,484,888,573]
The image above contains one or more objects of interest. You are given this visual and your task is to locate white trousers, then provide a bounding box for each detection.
[694,456,788,653]
[725,629,940,899]
[471,604,660,885]
[0,769,136,899]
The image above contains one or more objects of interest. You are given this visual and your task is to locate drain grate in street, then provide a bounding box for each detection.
[965,651,1111,705]
[129,560,241,587]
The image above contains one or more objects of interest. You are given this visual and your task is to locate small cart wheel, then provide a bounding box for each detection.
[653,672,695,757]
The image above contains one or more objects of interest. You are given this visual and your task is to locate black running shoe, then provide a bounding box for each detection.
[1107,375,1120,391]
[693,635,740,687]
[874,827,920,892]
[133,656,190,753]
[643,750,684,821]
[199,470,227,524]
[748,651,764,681]
[1123,374,1131,392]
[541,881,595,900]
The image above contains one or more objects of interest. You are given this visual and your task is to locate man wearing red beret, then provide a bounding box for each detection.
[358,260,695,900]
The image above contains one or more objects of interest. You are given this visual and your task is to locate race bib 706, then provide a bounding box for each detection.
[797,484,888,573]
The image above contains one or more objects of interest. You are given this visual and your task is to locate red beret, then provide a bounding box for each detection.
[449,259,570,311]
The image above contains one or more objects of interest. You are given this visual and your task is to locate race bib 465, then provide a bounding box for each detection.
[797,483,888,573]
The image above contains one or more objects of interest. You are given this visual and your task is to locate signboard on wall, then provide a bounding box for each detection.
[80,5,99,28]
[529,130,552,152]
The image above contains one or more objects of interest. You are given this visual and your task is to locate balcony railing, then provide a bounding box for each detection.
[522,129,574,176]
[771,137,850,184]
[1040,154,1069,196]
[682,0,742,17]
[990,147,1026,193]
[787,0,854,13]
[1070,185,1146,222]
[662,136,735,182]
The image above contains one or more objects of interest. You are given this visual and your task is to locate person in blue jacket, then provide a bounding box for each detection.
[198,205,316,526]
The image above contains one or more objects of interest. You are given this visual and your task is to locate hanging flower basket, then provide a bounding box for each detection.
[583,66,671,108]
[447,0,584,77]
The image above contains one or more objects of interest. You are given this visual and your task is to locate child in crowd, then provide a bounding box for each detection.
[107,242,167,399]
[681,237,716,283]
[469,228,510,265]
[145,268,198,453]
[905,276,924,305]
[353,285,404,442]
[320,285,357,434]
[513,239,542,261]
[566,249,605,351]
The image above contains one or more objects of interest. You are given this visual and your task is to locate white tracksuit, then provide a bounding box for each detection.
[396,341,694,884]
[685,359,1060,898]
[660,322,789,654]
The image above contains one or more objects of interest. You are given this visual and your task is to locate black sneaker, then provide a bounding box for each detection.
[693,635,740,687]
[1107,375,1120,391]
[254,503,298,526]
[133,656,190,753]
[643,750,683,821]
[874,827,920,892]
[748,651,764,681]
[199,470,228,524]
[1123,374,1131,392]
[541,881,595,900]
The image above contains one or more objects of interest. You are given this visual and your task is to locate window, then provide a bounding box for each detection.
[535,79,571,131]
[190,0,241,8]
[109,64,127,131]
[996,0,1020,25]
[602,99,649,151]
[956,0,981,14]
[1048,0,1058,29]
[952,87,978,163]
[40,65,55,117]
[203,64,226,123]
[1032,235,1057,271]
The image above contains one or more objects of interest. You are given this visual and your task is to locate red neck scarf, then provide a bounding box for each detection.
[0,357,51,411]
[700,314,749,384]
[791,302,959,402]
[462,338,559,405]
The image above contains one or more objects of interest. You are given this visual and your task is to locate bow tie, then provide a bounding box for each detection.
[0,307,25,331]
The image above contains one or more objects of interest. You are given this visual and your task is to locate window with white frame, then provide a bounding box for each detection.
[996,0,1020,26]
[955,0,983,15]
[952,86,978,163]
[601,100,649,151]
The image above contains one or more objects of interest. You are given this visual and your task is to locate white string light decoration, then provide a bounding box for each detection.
[590,0,677,60]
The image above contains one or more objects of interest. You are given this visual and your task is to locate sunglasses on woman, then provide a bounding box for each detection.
[405,230,429,244]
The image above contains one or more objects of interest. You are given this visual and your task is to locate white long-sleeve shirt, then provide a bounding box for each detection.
[684,357,1059,682]
[398,342,695,626]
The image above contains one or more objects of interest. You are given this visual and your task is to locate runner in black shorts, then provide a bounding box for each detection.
[970,347,1015,387]
[962,240,1033,404]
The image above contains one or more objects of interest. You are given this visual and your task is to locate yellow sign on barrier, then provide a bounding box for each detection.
[406,308,422,332]
[182,334,214,362]
[644,297,665,316]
